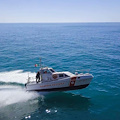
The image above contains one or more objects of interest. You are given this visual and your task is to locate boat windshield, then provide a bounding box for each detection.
[49,69,55,73]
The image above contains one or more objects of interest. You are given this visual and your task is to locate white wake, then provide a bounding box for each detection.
[0,70,36,84]
[0,70,40,107]
[0,86,39,107]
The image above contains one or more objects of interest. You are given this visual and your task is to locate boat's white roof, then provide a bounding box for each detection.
[64,72,75,77]
[40,67,76,77]
[40,67,51,70]
[53,71,75,77]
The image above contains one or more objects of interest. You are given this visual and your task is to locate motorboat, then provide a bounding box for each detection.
[25,61,93,92]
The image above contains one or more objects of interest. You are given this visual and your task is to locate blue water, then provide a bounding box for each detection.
[0,23,120,120]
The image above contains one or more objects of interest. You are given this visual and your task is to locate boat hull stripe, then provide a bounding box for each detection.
[27,84,89,92]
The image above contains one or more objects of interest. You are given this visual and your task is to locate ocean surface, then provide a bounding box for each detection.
[0,23,120,120]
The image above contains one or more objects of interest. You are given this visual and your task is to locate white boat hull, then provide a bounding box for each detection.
[25,74,93,92]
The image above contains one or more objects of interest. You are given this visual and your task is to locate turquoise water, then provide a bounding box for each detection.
[0,23,120,120]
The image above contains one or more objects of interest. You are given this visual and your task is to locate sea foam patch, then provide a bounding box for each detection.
[0,70,36,84]
[0,87,39,107]
[0,70,44,107]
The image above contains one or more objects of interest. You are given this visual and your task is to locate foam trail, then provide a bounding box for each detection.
[0,85,40,107]
[0,85,42,120]
[0,70,43,108]
[0,70,36,84]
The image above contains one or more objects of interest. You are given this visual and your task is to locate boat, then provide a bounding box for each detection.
[25,59,93,92]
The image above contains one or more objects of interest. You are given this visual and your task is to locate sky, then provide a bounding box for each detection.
[0,0,120,23]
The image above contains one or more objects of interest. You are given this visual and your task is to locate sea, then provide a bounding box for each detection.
[0,23,120,120]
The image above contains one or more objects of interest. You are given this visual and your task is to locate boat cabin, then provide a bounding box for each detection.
[37,67,70,82]
[40,67,55,74]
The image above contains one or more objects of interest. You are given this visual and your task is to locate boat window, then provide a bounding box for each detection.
[43,69,50,74]
[59,74,64,77]
[64,74,69,77]
[49,69,55,73]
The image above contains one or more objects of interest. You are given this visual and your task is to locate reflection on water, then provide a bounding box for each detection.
[22,92,92,120]
[43,92,91,110]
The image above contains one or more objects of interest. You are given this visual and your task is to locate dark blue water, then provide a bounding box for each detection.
[0,23,120,120]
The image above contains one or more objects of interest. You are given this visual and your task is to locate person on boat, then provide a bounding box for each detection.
[36,71,40,83]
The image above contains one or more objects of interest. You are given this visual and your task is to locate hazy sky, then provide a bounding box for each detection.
[0,0,120,23]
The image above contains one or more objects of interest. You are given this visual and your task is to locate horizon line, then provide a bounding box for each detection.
[0,22,120,24]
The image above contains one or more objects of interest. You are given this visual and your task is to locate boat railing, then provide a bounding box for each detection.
[27,76,36,83]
